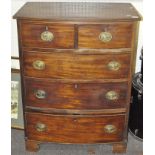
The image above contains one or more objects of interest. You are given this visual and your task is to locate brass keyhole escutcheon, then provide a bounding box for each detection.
[107,61,121,71]
[99,32,112,42]
[104,124,117,133]
[105,91,119,101]
[33,60,45,70]
[36,123,46,132]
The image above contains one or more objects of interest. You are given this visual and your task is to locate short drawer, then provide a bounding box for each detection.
[23,52,131,79]
[25,78,128,110]
[78,23,133,49]
[26,112,125,143]
[20,21,74,48]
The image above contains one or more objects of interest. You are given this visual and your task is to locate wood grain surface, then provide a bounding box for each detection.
[24,77,128,110]
[78,23,133,49]
[14,2,142,152]
[26,112,125,143]
[23,52,131,79]
[20,21,74,48]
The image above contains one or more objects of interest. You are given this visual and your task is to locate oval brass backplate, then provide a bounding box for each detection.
[104,124,117,133]
[41,31,54,42]
[33,60,45,70]
[107,61,121,71]
[99,32,112,42]
[35,90,46,99]
[36,123,46,132]
[105,91,119,100]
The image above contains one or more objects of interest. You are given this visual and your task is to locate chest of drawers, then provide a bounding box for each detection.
[14,2,141,153]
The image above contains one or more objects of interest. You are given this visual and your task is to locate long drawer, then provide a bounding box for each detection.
[24,78,128,110]
[26,112,125,143]
[23,52,131,79]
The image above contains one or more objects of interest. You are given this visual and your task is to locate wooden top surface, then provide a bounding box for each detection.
[13,2,142,22]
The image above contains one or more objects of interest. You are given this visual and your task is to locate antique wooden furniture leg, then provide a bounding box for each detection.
[25,139,40,152]
[112,142,127,153]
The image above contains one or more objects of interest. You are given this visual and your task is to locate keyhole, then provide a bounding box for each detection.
[74,84,78,89]
[73,118,77,122]
[45,26,48,31]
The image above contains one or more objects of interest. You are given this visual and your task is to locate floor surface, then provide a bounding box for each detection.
[11,129,143,155]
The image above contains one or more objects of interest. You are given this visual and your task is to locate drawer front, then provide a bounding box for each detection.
[78,23,133,49]
[26,112,125,143]
[23,52,130,79]
[25,78,128,110]
[20,22,74,48]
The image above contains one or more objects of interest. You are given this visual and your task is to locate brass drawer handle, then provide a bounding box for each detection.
[36,123,46,132]
[105,91,119,100]
[99,32,112,42]
[107,61,121,71]
[41,26,54,42]
[104,124,117,133]
[33,60,45,70]
[35,90,46,99]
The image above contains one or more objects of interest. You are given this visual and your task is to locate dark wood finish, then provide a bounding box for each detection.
[26,112,125,143]
[13,2,142,22]
[25,139,40,152]
[112,142,127,153]
[78,23,133,49]
[14,2,141,153]
[74,24,78,49]
[22,48,132,54]
[23,52,131,79]
[17,20,27,138]
[24,77,128,110]
[26,106,126,115]
[20,21,74,48]
[122,21,140,141]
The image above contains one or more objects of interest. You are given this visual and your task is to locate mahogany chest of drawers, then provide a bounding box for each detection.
[14,2,141,153]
